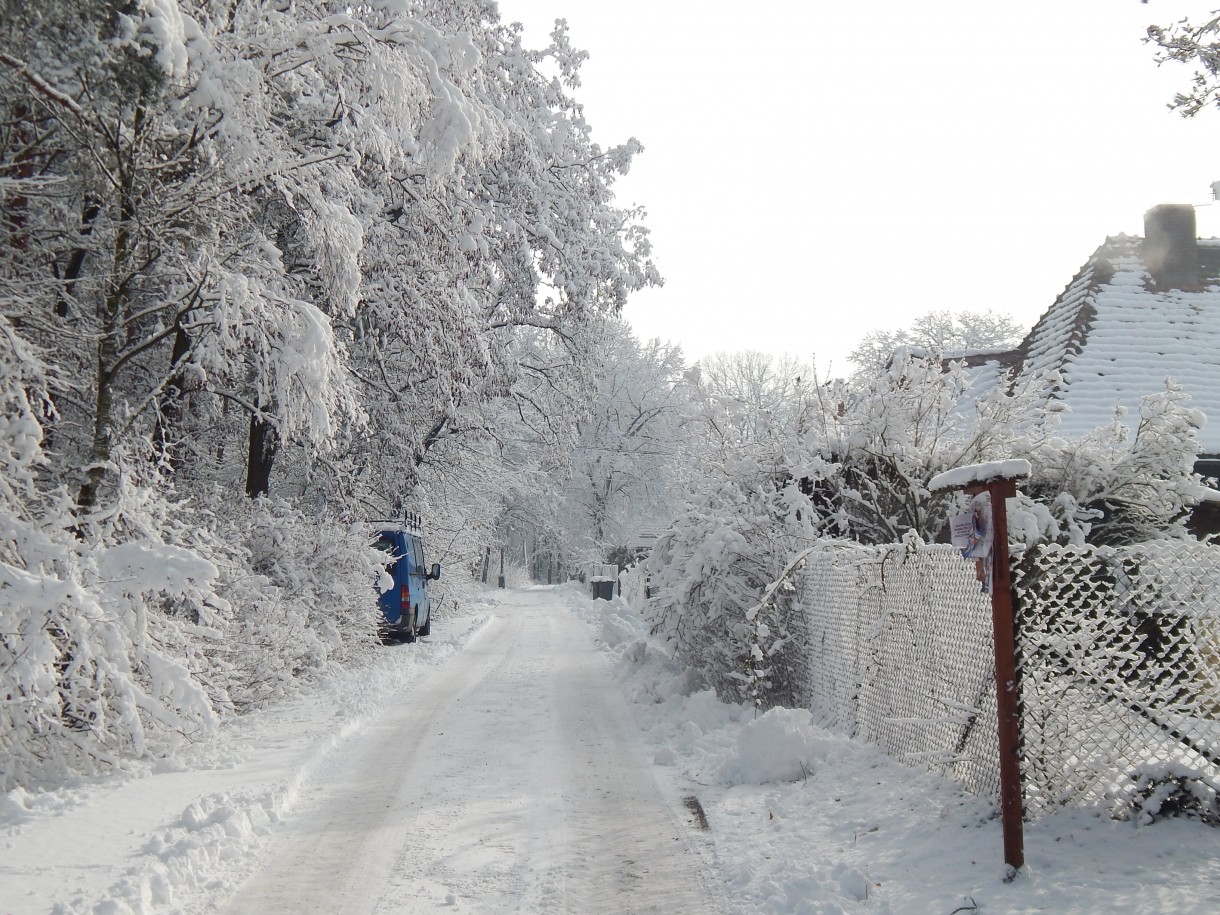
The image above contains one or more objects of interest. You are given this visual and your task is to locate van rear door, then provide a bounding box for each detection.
[406,534,430,627]
[375,532,406,625]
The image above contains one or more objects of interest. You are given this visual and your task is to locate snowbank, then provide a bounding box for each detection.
[0,607,495,915]
[718,707,822,786]
[577,587,1220,915]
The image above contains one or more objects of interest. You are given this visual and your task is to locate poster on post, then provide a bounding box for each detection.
[951,495,994,593]
[949,511,975,550]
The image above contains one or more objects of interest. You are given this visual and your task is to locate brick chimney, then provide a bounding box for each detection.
[1143,203,1199,289]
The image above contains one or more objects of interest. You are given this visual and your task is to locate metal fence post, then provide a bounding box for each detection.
[967,477,1024,875]
[931,461,1029,876]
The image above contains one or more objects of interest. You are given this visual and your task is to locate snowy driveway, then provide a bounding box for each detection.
[221,587,723,914]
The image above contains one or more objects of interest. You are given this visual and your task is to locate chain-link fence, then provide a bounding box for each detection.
[788,537,1220,819]
[794,542,1001,800]
[1014,540,1220,819]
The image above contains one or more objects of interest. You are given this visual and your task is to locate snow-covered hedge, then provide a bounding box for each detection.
[644,352,1208,711]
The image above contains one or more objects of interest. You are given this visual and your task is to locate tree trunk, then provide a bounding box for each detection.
[77,105,142,512]
[76,348,115,513]
[245,411,278,498]
[57,200,101,319]
[154,321,193,469]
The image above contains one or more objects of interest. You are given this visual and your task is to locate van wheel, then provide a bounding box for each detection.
[417,615,430,638]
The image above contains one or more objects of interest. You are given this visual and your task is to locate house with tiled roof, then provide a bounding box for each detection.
[967,205,1220,482]
[954,204,1220,534]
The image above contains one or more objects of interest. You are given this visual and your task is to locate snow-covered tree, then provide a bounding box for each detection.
[557,321,690,563]
[691,351,815,447]
[0,0,374,512]
[848,309,1022,379]
[1146,11,1220,117]
[0,0,661,788]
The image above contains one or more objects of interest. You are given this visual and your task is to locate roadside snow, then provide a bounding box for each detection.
[576,584,1220,915]
[0,604,496,915]
[5,585,1220,914]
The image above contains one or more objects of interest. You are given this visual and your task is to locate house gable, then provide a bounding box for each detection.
[1003,207,1220,459]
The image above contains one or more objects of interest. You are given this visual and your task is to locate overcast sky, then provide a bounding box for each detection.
[498,1,1220,375]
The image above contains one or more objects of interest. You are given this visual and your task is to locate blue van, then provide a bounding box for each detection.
[373,517,441,642]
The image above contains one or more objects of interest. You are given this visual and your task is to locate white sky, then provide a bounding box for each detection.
[497,0,1220,375]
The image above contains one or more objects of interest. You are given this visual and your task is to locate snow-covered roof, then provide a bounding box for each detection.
[951,348,1023,409]
[1012,228,1220,454]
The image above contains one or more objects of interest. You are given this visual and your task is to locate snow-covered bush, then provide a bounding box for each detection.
[646,352,1208,711]
[1,327,224,789]
[1121,763,1220,826]
[804,355,1203,550]
[1014,381,1205,548]
[202,497,382,712]
[644,453,817,709]
[1,485,385,790]
[810,352,1063,545]
[0,317,384,789]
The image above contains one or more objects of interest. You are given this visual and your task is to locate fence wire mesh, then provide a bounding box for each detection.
[1013,541,1220,819]
[795,542,1001,800]
[646,526,1220,819]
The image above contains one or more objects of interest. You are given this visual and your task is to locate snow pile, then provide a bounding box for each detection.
[102,787,286,913]
[718,707,821,786]
[582,586,827,788]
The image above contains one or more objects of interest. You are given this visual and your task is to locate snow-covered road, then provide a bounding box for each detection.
[221,587,723,914]
[6,584,1220,915]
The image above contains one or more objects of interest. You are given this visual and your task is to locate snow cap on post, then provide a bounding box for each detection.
[928,459,1031,493]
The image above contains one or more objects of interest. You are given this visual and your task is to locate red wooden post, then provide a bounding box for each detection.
[965,478,1024,874]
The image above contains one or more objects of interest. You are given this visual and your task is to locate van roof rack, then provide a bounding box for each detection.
[370,512,423,532]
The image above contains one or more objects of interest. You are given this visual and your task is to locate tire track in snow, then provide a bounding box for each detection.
[219,587,723,914]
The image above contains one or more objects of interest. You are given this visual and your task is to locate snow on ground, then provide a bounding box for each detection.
[0,602,498,915]
[216,586,723,915]
[3,584,1219,914]
[576,586,1220,915]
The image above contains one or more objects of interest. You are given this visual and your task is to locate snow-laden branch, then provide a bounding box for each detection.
[0,51,87,118]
